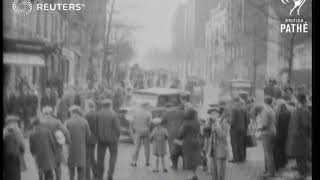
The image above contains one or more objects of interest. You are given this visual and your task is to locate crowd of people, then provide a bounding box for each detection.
[3,78,311,180]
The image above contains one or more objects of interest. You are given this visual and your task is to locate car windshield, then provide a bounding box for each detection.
[130,93,158,107]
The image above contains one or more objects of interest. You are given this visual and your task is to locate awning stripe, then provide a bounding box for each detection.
[3,53,45,66]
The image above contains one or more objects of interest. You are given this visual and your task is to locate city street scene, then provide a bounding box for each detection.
[3,0,311,180]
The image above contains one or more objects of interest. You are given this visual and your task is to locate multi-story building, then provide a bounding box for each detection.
[4,0,67,93]
[205,3,227,83]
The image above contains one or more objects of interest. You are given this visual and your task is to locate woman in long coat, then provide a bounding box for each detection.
[178,108,201,180]
[274,100,291,171]
[286,94,311,177]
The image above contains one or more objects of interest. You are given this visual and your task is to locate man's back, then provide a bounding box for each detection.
[162,107,184,139]
[96,109,120,142]
[131,108,152,136]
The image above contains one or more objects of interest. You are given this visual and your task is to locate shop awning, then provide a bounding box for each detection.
[3,53,45,66]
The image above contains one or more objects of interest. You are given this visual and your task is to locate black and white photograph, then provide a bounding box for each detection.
[3,0,312,180]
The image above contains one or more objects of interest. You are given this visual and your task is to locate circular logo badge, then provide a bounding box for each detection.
[12,0,33,16]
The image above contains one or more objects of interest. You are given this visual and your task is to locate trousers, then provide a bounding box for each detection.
[38,170,54,180]
[96,141,118,179]
[168,142,184,169]
[68,166,85,180]
[211,158,226,180]
[132,134,150,164]
[261,135,275,175]
[230,129,246,162]
[86,144,97,180]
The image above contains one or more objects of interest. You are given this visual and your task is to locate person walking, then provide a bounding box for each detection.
[130,103,152,167]
[257,97,277,178]
[208,106,230,180]
[287,93,311,178]
[41,106,70,180]
[274,100,291,171]
[96,99,120,180]
[161,105,185,170]
[29,117,56,180]
[3,116,26,180]
[229,96,247,163]
[84,100,98,180]
[65,106,91,180]
[178,108,201,180]
[41,87,57,112]
[150,117,169,173]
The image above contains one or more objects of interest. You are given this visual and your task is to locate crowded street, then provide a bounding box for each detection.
[4,0,312,180]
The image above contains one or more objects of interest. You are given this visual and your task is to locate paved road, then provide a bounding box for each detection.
[22,139,265,180]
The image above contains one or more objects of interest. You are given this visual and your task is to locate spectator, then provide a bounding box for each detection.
[41,87,57,112]
[257,97,277,177]
[29,117,56,180]
[274,100,291,171]
[41,106,70,180]
[150,117,169,173]
[65,106,91,180]
[84,100,98,180]
[130,103,152,167]
[96,99,120,180]
[287,93,311,178]
[161,105,185,170]
[178,108,201,180]
[3,115,26,180]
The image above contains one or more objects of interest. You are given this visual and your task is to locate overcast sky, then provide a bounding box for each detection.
[115,0,187,66]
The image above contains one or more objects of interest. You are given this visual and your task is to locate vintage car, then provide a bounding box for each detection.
[118,88,190,137]
[218,79,253,103]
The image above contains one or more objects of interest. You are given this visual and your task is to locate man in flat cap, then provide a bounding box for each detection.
[41,106,70,180]
[96,99,120,180]
[65,105,91,180]
[3,115,26,180]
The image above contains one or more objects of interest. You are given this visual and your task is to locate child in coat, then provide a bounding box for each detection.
[150,117,169,173]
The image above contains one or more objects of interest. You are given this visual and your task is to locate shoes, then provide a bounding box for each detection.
[107,176,113,180]
[146,162,150,167]
[130,162,137,167]
[152,169,159,173]
[163,168,168,173]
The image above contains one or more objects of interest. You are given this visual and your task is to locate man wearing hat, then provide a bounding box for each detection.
[65,105,91,180]
[4,115,26,180]
[84,100,98,180]
[29,117,56,180]
[41,106,70,180]
[130,102,152,167]
[229,96,247,163]
[161,104,185,170]
[96,99,120,180]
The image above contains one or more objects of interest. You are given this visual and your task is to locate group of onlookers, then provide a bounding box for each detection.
[252,80,312,178]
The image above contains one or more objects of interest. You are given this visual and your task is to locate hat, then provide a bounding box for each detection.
[101,98,112,105]
[152,117,162,125]
[5,115,20,125]
[69,105,82,113]
[42,106,53,115]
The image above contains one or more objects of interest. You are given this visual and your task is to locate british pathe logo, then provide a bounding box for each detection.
[12,0,33,16]
[281,0,306,16]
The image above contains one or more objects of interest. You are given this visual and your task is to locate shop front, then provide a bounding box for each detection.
[3,38,56,95]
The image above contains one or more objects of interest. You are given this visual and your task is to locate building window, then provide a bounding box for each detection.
[44,11,48,38]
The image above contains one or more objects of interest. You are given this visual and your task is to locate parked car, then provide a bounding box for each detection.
[118,88,190,137]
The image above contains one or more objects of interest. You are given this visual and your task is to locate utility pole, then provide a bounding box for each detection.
[252,28,257,96]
